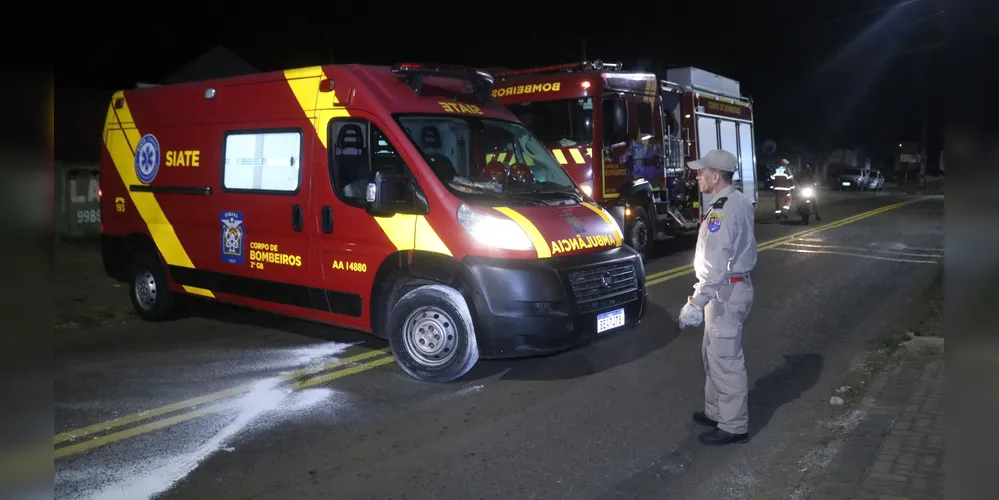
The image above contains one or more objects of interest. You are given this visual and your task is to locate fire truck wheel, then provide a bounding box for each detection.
[387,284,479,383]
[128,253,175,322]
[627,207,651,260]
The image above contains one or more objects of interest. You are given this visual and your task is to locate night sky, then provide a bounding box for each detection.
[55,0,943,164]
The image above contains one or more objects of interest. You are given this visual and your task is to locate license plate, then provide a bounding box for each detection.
[842,181,850,186]
[597,308,626,333]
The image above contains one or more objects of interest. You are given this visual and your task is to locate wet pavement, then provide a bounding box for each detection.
[53,189,944,499]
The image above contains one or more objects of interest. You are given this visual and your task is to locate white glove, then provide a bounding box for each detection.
[678,299,704,329]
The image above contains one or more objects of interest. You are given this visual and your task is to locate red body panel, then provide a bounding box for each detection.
[99,64,622,333]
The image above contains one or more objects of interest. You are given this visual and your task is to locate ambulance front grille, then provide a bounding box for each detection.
[567,262,639,314]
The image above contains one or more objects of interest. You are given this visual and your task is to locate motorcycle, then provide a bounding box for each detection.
[796,184,817,224]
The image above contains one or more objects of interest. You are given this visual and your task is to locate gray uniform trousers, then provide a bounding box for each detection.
[701,279,754,434]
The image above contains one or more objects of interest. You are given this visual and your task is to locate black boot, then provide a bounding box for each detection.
[698,427,749,445]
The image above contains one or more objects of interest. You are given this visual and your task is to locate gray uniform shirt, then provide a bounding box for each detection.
[691,185,758,308]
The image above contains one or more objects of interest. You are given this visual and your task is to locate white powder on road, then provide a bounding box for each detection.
[84,377,297,500]
[285,342,354,366]
[60,344,351,500]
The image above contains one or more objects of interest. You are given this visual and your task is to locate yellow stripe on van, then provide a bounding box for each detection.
[493,207,551,259]
[579,202,623,246]
[284,66,452,257]
[568,148,585,164]
[414,216,453,256]
[103,92,215,298]
[367,213,451,257]
[284,66,351,150]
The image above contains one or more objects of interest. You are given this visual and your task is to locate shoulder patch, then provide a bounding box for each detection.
[710,196,728,209]
[706,211,724,232]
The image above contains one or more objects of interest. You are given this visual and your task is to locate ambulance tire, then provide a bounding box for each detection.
[387,284,479,383]
[128,253,176,322]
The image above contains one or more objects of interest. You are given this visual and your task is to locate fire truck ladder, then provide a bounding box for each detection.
[492,60,623,81]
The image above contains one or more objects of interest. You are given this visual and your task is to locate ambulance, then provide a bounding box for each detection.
[99,62,647,383]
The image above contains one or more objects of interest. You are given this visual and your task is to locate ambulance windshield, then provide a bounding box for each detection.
[396,115,583,203]
[506,97,593,148]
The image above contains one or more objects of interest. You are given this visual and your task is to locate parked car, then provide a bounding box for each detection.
[837,168,869,190]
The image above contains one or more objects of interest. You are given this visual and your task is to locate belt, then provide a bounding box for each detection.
[725,275,750,284]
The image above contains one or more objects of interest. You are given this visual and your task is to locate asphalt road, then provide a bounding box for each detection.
[53,188,944,500]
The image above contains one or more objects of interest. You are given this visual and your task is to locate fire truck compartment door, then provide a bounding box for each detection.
[697,116,718,154]
[697,116,719,214]
[737,122,757,204]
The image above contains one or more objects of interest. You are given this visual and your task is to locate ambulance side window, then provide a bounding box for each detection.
[328,118,410,208]
[221,129,303,194]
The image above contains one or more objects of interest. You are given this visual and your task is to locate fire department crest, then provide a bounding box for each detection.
[220,211,244,264]
[706,211,724,233]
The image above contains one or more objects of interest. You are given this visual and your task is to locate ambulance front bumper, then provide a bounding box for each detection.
[459,246,647,358]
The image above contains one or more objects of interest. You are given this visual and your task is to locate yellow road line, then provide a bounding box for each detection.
[54,352,397,459]
[293,355,398,390]
[54,347,389,445]
[644,198,922,287]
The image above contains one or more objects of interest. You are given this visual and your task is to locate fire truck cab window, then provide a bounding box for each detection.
[602,99,628,146]
[507,98,593,148]
[328,118,410,207]
[637,102,654,137]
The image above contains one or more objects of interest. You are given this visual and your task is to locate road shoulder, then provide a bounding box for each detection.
[750,270,944,500]
[807,336,944,499]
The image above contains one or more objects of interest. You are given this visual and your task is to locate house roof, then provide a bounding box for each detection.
[159,45,258,85]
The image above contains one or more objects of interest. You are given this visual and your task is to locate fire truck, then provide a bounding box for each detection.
[492,61,759,257]
[98,62,646,384]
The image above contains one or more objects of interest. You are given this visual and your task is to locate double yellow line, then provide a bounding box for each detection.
[52,347,396,459]
[644,199,919,287]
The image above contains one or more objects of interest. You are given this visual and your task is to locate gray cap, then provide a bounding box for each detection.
[688,149,738,172]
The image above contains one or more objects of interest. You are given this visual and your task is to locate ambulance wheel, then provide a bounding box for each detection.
[128,253,175,322]
[387,284,479,383]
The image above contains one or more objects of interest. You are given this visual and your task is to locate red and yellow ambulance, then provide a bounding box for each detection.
[99,63,647,382]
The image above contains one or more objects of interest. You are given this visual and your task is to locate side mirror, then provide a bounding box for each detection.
[365,170,429,216]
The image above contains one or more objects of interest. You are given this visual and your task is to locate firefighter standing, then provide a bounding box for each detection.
[678,149,758,446]
[770,159,794,218]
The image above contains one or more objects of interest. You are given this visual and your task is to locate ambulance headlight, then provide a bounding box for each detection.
[457,203,534,251]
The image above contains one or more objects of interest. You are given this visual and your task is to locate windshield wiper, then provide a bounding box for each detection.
[449,181,546,206]
[522,183,584,202]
